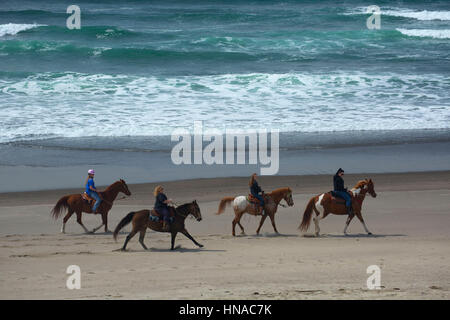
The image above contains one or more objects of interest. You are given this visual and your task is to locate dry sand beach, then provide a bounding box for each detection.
[1,172,449,300]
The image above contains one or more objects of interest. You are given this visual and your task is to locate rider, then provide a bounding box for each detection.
[154,186,174,231]
[333,168,353,216]
[249,173,265,215]
[85,169,102,213]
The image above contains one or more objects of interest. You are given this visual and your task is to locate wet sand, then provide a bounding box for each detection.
[0,171,449,299]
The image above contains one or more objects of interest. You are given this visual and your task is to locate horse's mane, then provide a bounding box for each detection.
[176,202,191,211]
[269,187,291,196]
[101,180,122,194]
[352,180,368,190]
[175,202,196,216]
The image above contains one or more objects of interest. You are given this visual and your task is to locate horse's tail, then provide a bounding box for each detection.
[113,211,135,241]
[299,197,316,231]
[51,195,70,220]
[216,197,235,215]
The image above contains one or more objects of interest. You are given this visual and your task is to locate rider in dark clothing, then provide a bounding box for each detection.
[154,186,173,231]
[333,168,353,215]
[250,173,265,215]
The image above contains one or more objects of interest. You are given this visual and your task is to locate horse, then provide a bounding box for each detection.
[113,200,203,251]
[299,179,377,236]
[216,187,294,236]
[51,179,131,234]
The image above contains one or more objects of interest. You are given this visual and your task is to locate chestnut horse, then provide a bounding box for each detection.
[299,179,377,236]
[216,187,294,236]
[51,179,131,234]
[113,201,203,251]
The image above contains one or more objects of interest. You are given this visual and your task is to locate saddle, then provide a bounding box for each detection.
[329,191,350,204]
[81,192,94,205]
[246,194,259,204]
[246,194,264,214]
[149,207,175,223]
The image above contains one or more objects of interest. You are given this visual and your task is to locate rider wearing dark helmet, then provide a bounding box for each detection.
[333,168,353,216]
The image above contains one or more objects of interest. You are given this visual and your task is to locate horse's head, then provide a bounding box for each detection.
[354,179,377,198]
[283,188,294,206]
[366,179,377,198]
[189,200,202,221]
[119,179,132,196]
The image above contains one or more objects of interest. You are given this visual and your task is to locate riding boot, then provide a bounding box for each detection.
[162,221,170,232]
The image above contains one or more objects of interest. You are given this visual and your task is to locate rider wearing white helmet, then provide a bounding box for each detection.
[85,169,102,212]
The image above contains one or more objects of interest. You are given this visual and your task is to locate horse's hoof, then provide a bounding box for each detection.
[120,248,127,252]
[198,244,204,248]
[368,232,373,235]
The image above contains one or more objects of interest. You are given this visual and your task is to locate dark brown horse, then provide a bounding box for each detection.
[51,179,131,234]
[113,200,203,251]
[216,187,294,236]
[299,179,377,236]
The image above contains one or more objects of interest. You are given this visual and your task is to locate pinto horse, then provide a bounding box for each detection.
[113,201,203,251]
[299,179,377,236]
[51,179,131,234]
[216,187,294,236]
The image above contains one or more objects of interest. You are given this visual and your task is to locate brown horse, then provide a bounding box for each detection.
[51,179,131,234]
[113,201,203,251]
[216,187,294,236]
[299,179,377,236]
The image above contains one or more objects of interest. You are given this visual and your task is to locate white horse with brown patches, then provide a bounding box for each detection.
[299,179,377,236]
[216,187,294,236]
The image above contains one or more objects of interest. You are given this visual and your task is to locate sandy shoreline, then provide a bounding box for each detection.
[1,171,449,299]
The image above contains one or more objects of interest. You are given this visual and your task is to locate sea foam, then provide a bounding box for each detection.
[0,23,44,37]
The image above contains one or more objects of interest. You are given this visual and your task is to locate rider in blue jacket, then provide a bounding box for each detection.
[85,169,102,212]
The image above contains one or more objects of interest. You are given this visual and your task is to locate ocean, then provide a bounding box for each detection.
[1,0,450,191]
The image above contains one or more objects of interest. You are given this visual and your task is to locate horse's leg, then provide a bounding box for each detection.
[171,231,177,250]
[343,214,354,235]
[268,212,279,234]
[313,202,325,237]
[256,214,268,235]
[355,212,372,235]
[181,229,203,248]
[61,209,74,233]
[76,212,90,233]
[104,212,111,233]
[91,214,105,233]
[138,228,148,250]
[122,229,138,251]
[236,212,245,235]
[231,209,239,236]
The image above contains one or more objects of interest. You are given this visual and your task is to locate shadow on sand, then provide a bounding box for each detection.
[304,233,407,238]
[114,245,225,253]
[247,233,299,238]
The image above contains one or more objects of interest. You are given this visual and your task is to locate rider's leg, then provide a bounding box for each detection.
[91,192,102,212]
[343,193,353,216]
[161,207,170,231]
[255,194,265,215]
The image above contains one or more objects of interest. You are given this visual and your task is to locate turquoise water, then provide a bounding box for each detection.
[0,0,449,142]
